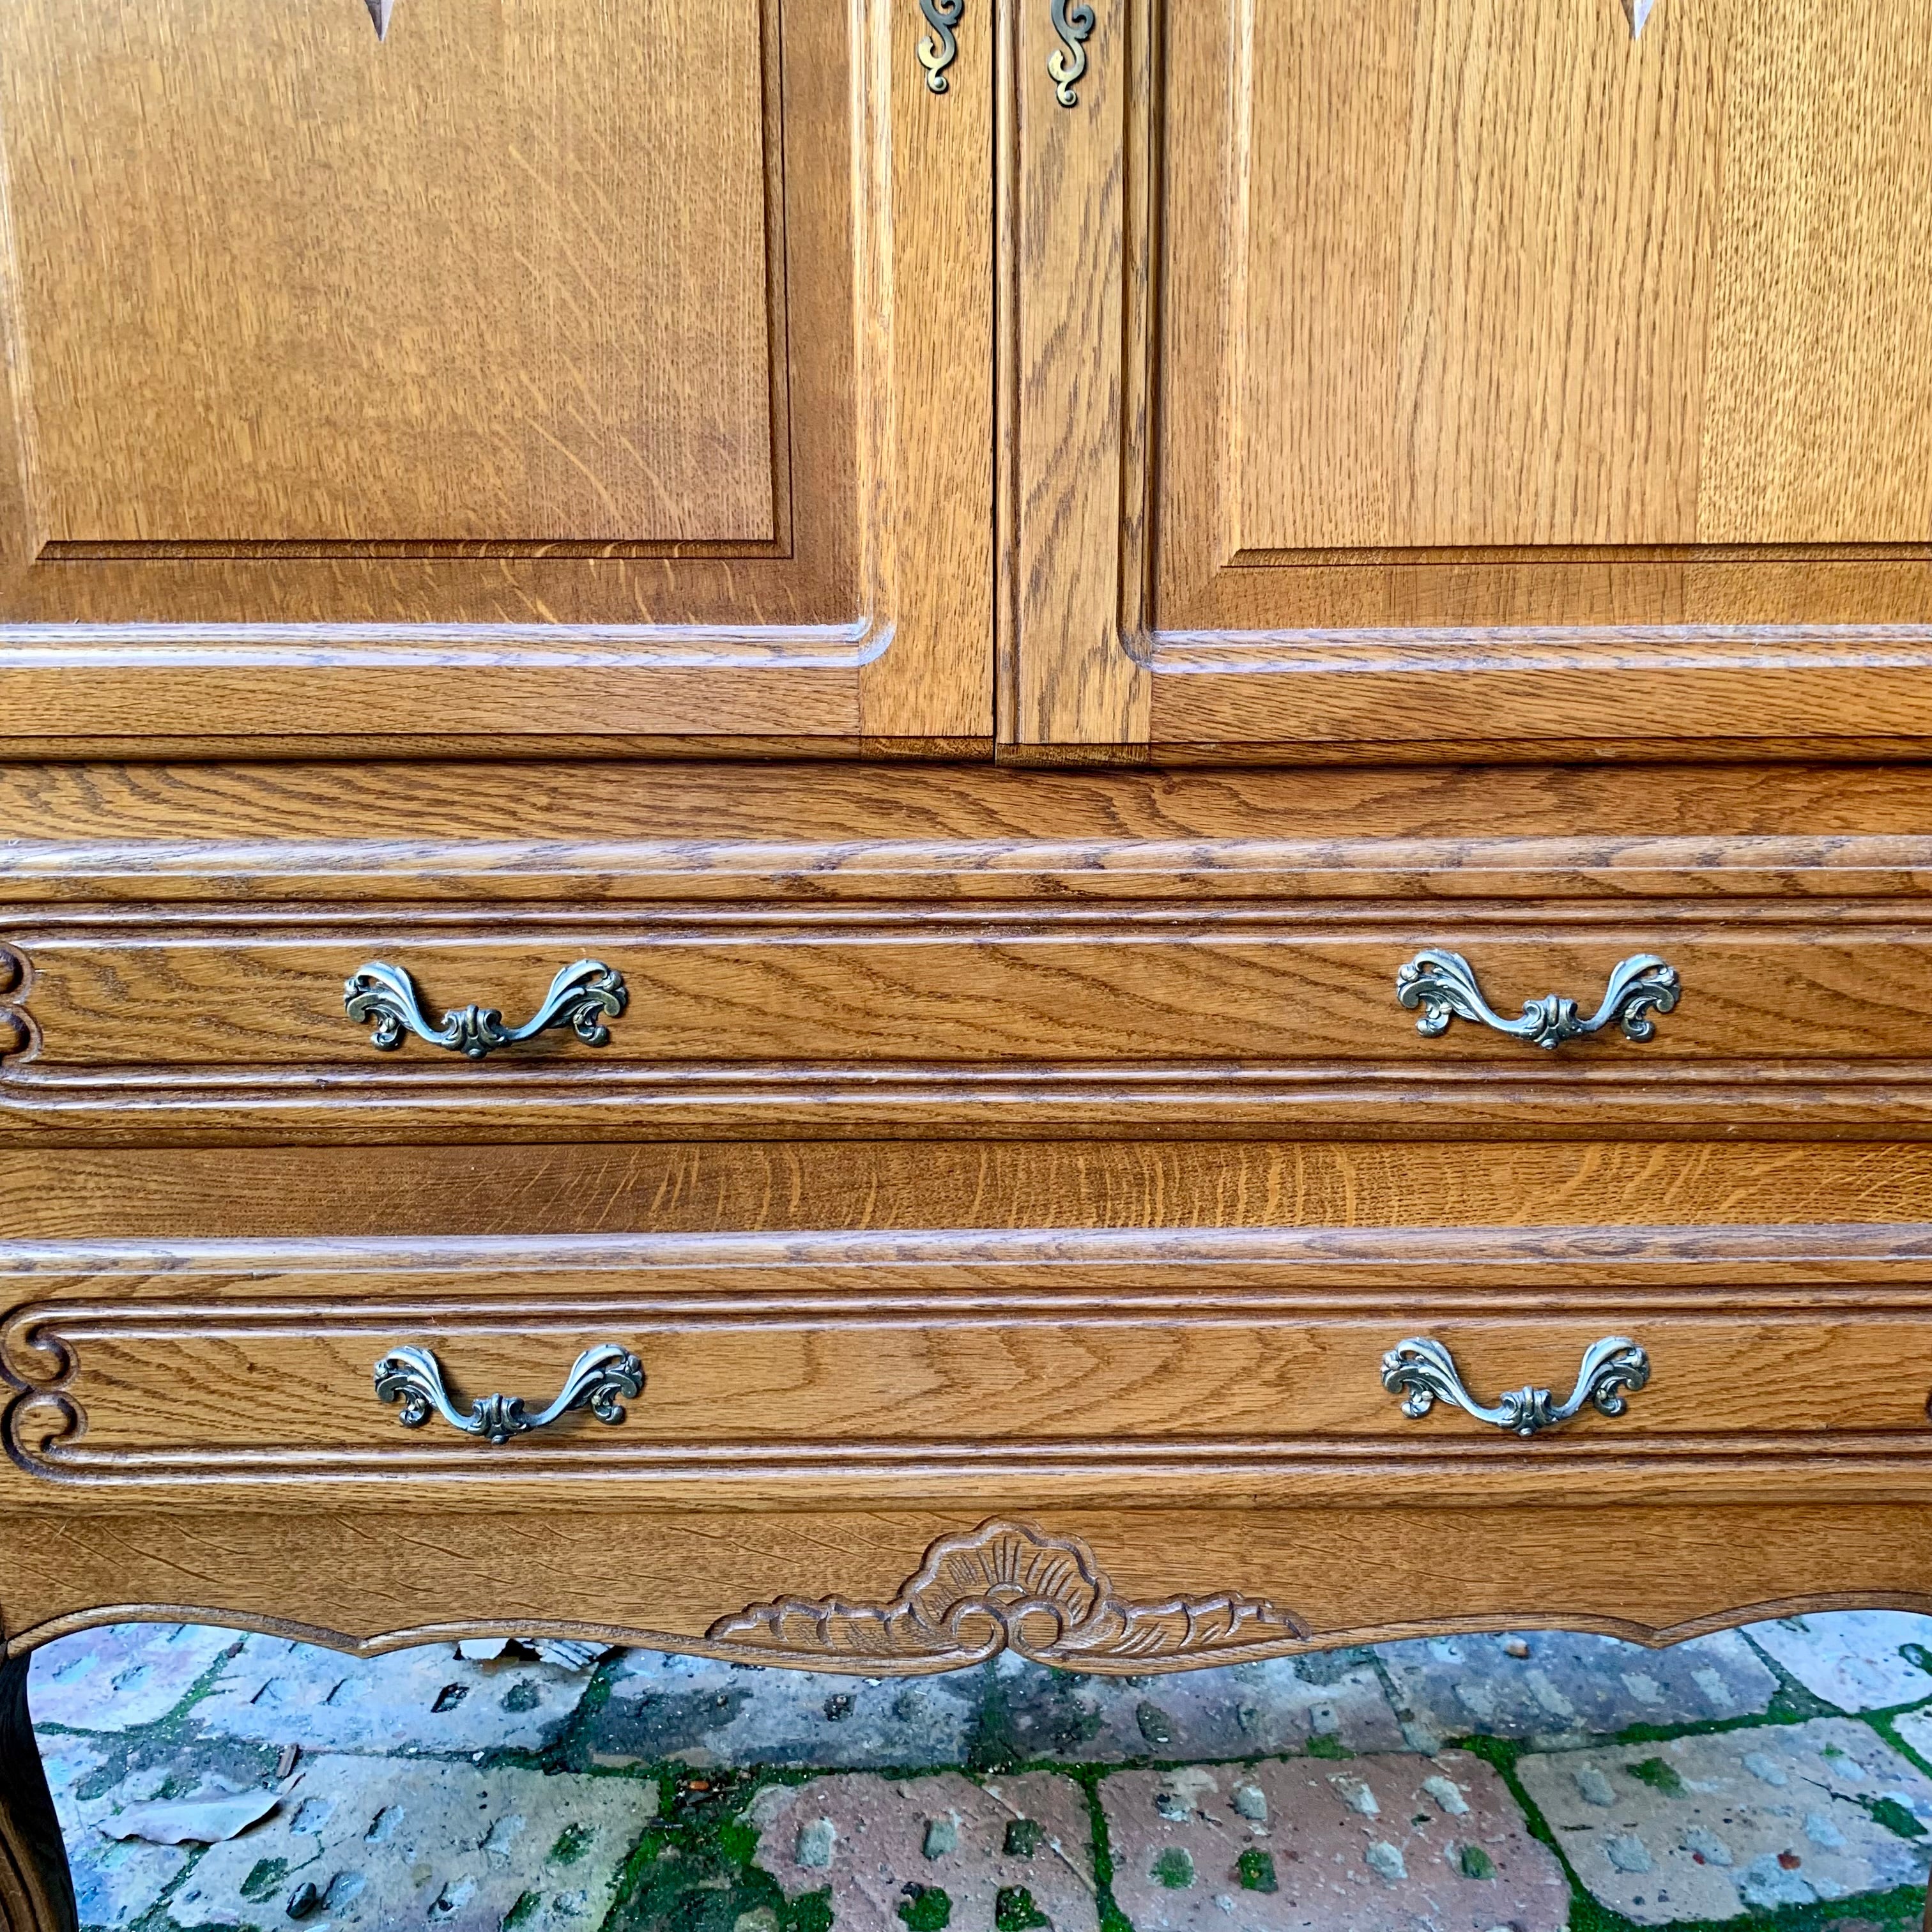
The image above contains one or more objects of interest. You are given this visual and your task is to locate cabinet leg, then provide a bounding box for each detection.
[0,1654,75,1932]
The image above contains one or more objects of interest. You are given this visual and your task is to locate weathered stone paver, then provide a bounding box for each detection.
[1100,1749,1568,1932]
[190,1635,595,1755]
[592,1651,981,1770]
[978,1650,1406,1765]
[1886,1705,1932,1769]
[592,1649,1404,1775]
[1378,1629,1778,1745]
[37,1732,192,1931]
[30,1613,1932,1932]
[751,1771,1098,1932]
[160,1753,656,1931]
[1518,1715,1932,1924]
[1745,1613,1932,1712]
[29,1625,240,1734]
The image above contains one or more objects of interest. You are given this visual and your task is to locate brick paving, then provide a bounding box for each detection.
[25,1611,1932,1930]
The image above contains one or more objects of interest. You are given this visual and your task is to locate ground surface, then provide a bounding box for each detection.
[28,1612,1932,1931]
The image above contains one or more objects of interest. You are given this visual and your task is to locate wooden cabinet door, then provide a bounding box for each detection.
[1006,0,1932,760]
[0,0,989,753]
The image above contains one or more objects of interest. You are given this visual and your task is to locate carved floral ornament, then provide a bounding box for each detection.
[708,1519,1308,1672]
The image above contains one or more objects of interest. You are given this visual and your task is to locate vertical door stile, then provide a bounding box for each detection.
[1001,0,1154,755]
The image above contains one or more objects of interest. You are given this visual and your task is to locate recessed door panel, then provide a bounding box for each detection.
[0,0,992,746]
[1005,0,1932,757]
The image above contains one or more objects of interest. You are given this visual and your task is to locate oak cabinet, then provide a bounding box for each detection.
[0,0,992,752]
[10,12,1932,1932]
[1008,0,1932,759]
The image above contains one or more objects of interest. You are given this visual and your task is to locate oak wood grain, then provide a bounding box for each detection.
[10,762,1932,1137]
[12,1503,1932,1665]
[1002,0,1150,746]
[1017,0,1932,754]
[1147,628,1932,756]
[859,0,994,740]
[11,1280,1932,1508]
[12,1137,1932,1241]
[9,760,1932,901]
[15,1170,1932,1506]
[1180,0,1932,566]
[0,0,989,748]
[6,905,1932,1071]
[4,0,779,549]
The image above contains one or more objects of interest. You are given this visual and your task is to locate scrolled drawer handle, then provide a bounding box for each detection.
[1382,1335,1651,1438]
[373,1343,645,1445]
[344,958,627,1060]
[1396,949,1678,1050]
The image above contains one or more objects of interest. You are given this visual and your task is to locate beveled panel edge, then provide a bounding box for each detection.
[8,1219,1932,1279]
[1145,622,1932,675]
[17,1061,1932,1142]
[0,0,1000,747]
[4,761,1932,902]
[0,620,884,671]
[13,840,1932,901]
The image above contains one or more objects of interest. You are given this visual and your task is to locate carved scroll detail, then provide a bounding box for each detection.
[0,946,29,1063]
[708,1519,1307,1670]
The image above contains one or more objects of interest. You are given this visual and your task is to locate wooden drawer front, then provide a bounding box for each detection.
[6,907,1932,1073]
[10,1287,1932,1494]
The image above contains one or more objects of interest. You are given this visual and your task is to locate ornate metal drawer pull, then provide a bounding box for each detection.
[918,0,964,91]
[374,1343,645,1446]
[1048,0,1095,105]
[344,958,627,1060]
[1382,1335,1651,1438]
[1395,949,1678,1050]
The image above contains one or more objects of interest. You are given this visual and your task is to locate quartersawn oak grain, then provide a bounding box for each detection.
[1013,0,1932,756]
[0,0,990,751]
[15,1137,1932,1241]
[13,1251,1932,1509]
[8,763,1932,1139]
[13,1505,1932,1669]
[11,0,1932,1921]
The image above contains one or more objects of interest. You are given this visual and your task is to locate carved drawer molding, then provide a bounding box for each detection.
[708,1519,1307,1670]
[8,900,1932,1141]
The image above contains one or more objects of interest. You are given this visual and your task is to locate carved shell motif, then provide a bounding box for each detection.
[708,1520,1307,1673]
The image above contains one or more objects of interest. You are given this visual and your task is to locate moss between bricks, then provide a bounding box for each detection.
[599,1768,821,1932]
[1151,1847,1195,1889]
[236,1857,288,1903]
[1236,1846,1279,1893]
[995,1882,1053,1929]
[1627,1757,1690,1797]
[897,1881,953,1928]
